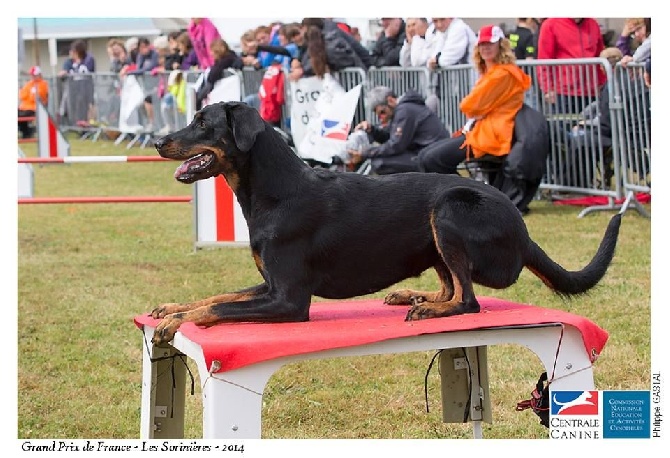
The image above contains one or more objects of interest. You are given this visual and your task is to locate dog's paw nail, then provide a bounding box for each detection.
[152,329,172,345]
[151,336,171,347]
[405,303,433,321]
[410,296,426,306]
[405,306,419,321]
[151,303,182,319]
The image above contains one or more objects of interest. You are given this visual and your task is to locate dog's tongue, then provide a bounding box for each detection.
[174,155,202,179]
[174,161,190,179]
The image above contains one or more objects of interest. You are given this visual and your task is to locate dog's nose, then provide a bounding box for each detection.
[154,136,167,151]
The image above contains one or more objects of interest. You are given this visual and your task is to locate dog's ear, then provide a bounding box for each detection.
[226,102,266,152]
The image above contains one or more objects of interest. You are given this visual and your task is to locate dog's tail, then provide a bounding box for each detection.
[525,213,622,296]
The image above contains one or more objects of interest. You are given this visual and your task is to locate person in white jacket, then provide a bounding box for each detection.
[621,34,651,67]
[399,18,432,67]
[426,18,477,69]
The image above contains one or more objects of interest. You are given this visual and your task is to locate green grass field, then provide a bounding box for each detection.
[17,136,651,439]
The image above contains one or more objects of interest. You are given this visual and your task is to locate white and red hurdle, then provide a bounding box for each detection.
[17,155,250,248]
[19,83,250,248]
[18,101,70,157]
[193,177,249,247]
[19,155,170,164]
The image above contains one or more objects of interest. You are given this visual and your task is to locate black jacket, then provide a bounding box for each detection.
[206,52,244,86]
[508,25,536,60]
[164,51,183,71]
[299,19,372,77]
[196,52,244,106]
[365,90,449,159]
[370,20,407,67]
[492,104,550,213]
[504,104,550,183]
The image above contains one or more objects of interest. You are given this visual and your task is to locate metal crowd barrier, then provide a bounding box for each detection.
[610,62,651,217]
[431,64,475,134]
[239,68,265,100]
[45,71,206,147]
[333,67,368,126]
[368,66,431,97]
[517,59,649,217]
[516,59,622,216]
[27,59,650,216]
[87,72,122,140]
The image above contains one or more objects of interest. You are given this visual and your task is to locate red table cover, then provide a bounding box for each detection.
[134,296,608,373]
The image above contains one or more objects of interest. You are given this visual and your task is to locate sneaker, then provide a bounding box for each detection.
[144,123,154,132]
[157,125,171,136]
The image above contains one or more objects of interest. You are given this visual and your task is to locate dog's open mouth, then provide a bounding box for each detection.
[174,152,216,182]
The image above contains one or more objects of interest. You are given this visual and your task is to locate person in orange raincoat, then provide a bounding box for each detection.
[18,66,49,138]
[418,25,531,174]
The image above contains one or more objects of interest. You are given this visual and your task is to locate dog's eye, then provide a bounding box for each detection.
[197,119,207,129]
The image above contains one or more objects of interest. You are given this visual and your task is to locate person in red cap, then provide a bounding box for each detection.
[18,66,49,139]
[418,24,531,173]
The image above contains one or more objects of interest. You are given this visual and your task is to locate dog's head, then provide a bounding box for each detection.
[154,101,266,184]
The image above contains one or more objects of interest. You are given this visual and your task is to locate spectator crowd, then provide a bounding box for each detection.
[20,17,651,214]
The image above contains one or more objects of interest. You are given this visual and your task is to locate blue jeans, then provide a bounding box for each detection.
[243,94,260,110]
[160,93,177,131]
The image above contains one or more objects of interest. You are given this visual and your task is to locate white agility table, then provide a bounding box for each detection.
[135,297,608,439]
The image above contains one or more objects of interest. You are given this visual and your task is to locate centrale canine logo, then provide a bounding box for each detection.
[551,391,599,416]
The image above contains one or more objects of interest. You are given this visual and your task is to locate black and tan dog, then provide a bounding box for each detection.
[150,101,621,344]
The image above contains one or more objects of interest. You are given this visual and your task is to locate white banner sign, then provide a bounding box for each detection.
[291,75,361,164]
[289,76,323,156]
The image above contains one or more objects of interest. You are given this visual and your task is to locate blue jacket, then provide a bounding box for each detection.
[63,54,96,74]
[129,49,159,75]
[257,30,284,68]
[274,43,299,70]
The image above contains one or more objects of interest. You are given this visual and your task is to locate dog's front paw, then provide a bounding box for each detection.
[385,290,422,305]
[151,313,185,345]
[405,301,471,321]
[151,303,184,319]
[405,304,437,321]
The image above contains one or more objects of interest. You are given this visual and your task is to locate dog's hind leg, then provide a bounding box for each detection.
[150,283,269,319]
[384,263,454,305]
[405,205,481,321]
